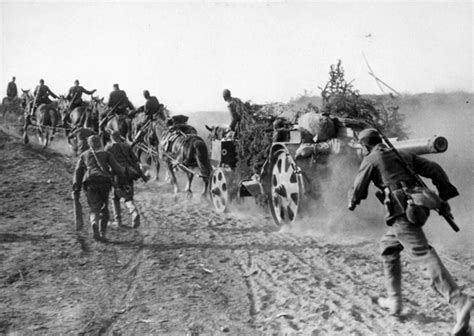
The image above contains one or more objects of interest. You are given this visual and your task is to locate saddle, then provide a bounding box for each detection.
[160,125,198,154]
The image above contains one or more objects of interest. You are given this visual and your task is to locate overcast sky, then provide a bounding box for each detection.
[0,1,472,112]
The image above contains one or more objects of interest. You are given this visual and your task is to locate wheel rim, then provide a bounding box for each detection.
[270,151,302,225]
[210,168,229,213]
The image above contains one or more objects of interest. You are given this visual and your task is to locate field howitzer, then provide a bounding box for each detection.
[365,122,460,232]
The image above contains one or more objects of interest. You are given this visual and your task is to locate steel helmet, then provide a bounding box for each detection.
[358,128,381,144]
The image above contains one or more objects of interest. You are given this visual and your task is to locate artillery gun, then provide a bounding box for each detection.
[208,117,449,226]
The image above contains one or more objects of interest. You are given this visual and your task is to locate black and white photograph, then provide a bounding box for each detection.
[0,1,472,335]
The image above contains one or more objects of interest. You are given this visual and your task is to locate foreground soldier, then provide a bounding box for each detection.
[222,89,251,138]
[67,125,96,155]
[348,128,472,336]
[73,135,124,241]
[105,131,148,228]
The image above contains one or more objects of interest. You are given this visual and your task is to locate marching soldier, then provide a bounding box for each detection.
[105,131,148,228]
[73,135,124,241]
[67,125,97,155]
[63,80,96,124]
[348,128,472,336]
[222,89,252,138]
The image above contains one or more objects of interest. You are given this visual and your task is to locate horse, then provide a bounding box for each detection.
[57,96,99,135]
[1,96,23,120]
[91,98,133,145]
[23,97,60,149]
[151,119,212,196]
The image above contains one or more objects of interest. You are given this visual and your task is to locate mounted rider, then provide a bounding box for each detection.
[63,80,96,124]
[6,76,18,101]
[34,79,58,108]
[222,89,252,139]
[105,131,148,228]
[132,90,166,143]
[107,83,134,116]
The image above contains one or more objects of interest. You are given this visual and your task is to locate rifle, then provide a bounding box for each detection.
[366,120,459,232]
[99,95,126,130]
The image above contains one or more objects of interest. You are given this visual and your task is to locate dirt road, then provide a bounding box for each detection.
[0,127,472,335]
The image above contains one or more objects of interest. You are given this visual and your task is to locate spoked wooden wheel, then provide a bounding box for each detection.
[210,168,230,213]
[269,151,303,226]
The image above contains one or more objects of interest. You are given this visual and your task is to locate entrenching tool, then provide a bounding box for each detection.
[72,191,83,231]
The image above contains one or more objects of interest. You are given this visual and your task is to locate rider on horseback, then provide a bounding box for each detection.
[6,76,17,101]
[34,79,58,108]
[62,80,96,124]
[108,83,134,115]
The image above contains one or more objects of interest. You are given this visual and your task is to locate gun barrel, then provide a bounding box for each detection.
[392,136,448,155]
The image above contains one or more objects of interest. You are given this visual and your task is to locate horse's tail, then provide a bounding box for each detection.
[193,137,212,180]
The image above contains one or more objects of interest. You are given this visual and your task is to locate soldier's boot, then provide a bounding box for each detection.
[125,200,140,229]
[99,213,109,241]
[90,212,100,241]
[378,257,402,315]
[419,248,472,335]
[451,293,472,336]
[112,197,123,227]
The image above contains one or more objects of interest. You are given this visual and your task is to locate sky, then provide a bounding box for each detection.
[0,1,472,112]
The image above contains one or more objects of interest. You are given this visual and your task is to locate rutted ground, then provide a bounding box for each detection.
[0,127,472,335]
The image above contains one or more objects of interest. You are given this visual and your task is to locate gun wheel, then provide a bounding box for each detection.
[210,168,230,213]
[269,151,303,226]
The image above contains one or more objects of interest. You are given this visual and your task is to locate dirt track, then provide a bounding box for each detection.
[0,125,472,335]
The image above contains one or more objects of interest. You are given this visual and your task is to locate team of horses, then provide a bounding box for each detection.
[1,92,212,197]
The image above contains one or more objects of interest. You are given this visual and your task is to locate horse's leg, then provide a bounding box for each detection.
[184,170,194,197]
[167,161,179,194]
[193,141,212,197]
[22,116,30,144]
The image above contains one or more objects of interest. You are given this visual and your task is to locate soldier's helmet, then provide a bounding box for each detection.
[222,89,231,99]
[87,135,101,150]
[358,128,382,145]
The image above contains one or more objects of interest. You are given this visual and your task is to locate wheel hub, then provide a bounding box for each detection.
[274,184,287,197]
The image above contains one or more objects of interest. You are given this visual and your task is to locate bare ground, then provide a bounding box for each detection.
[0,124,472,335]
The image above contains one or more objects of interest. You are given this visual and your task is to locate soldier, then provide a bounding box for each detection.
[143,90,165,122]
[67,125,97,155]
[34,79,58,107]
[63,80,96,124]
[6,76,17,100]
[105,131,148,228]
[222,89,251,138]
[73,135,124,241]
[348,128,472,336]
[107,83,134,115]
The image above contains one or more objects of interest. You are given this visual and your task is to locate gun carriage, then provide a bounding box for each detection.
[208,117,449,226]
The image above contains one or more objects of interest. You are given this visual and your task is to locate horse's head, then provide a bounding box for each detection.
[57,95,69,113]
[206,124,230,141]
[20,89,33,110]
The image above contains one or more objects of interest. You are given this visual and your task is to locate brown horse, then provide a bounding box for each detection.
[152,120,212,196]
[58,96,99,135]
[91,98,132,145]
[23,99,60,149]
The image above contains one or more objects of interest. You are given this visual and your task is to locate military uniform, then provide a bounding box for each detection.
[227,97,250,137]
[67,85,95,111]
[34,84,57,106]
[7,80,17,99]
[144,95,164,121]
[349,141,471,335]
[68,127,96,154]
[73,148,123,240]
[105,139,145,228]
[108,89,134,115]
